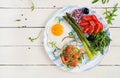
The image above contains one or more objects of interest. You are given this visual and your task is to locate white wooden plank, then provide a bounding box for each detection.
[0,46,119,65]
[0,66,120,78]
[0,28,43,46]
[0,8,119,27]
[110,28,120,46]
[0,47,52,64]
[100,46,120,65]
[0,9,57,27]
[0,9,120,27]
[0,0,120,8]
[0,28,119,46]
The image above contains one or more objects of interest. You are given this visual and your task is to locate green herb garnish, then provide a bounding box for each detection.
[55,16,62,24]
[88,29,111,54]
[104,3,118,25]
[15,19,21,22]
[92,0,109,4]
[29,0,35,11]
[49,41,60,50]
[102,0,109,4]
[29,36,39,42]
[68,32,75,38]
[52,49,57,57]
[92,0,99,4]
[62,32,76,42]
[49,41,60,57]
[60,51,65,57]
[66,61,72,68]
[29,31,42,42]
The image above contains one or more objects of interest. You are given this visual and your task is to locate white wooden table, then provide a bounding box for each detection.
[0,0,120,78]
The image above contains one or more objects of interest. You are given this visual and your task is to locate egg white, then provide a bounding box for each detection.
[47,18,73,49]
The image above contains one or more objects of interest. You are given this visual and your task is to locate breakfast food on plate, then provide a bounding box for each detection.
[60,45,84,68]
[71,8,84,23]
[51,23,64,36]
[44,6,111,71]
[62,7,111,64]
[79,14,103,35]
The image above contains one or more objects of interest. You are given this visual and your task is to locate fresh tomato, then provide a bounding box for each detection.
[79,21,89,27]
[89,20,96,26]
[94,23,101,34]
[98,21,103,30]
[82,15,92,21]
[87,25,94,35]
[91,14,103,30]
[91,14,98,22]
[83,26,89,33]
[94,21,103,34]
[79,14,104,35]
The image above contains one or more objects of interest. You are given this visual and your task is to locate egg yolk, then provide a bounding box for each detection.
[51,24,64,36]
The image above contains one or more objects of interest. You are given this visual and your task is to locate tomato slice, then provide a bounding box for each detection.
[91,14,103,30]
[89,20,96,26]
[83,26,89,33]
[94,22,101,34]
[82,15,92,21]
[81,14,103,35]
[79,21,89,27]
[98,21,103,30]
[87,25,94,35]
[91,14,98,22]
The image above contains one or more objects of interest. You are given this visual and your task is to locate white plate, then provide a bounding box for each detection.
[43,6,110,72]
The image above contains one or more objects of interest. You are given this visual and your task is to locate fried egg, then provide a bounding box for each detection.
[51,24,64,36]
